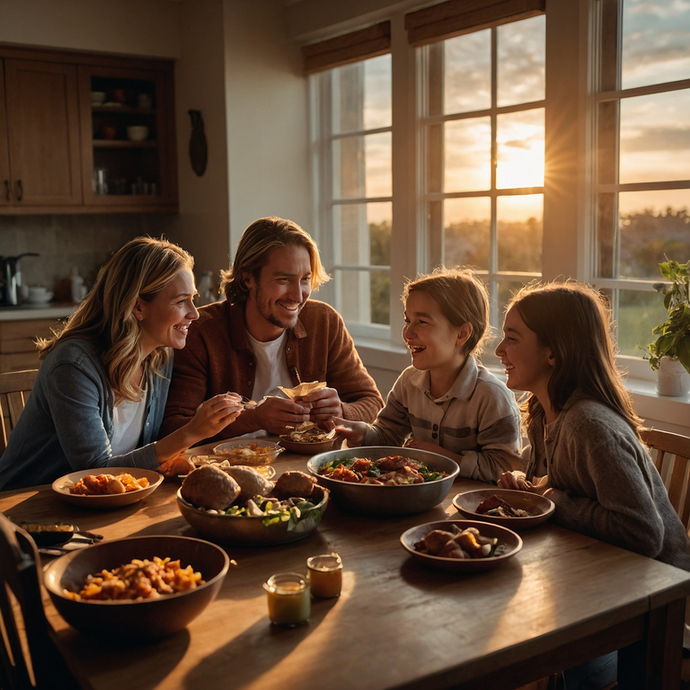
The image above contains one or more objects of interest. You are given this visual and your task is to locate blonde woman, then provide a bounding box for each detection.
[0,237,243,491]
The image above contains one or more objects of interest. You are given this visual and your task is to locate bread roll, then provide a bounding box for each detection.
[222,465,275,504]
[181,465,241,511]
[272,470,317,500]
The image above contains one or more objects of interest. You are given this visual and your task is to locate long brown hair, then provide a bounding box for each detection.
[220,216,330,304]
[507,281,642,435]
[38,236,194,401]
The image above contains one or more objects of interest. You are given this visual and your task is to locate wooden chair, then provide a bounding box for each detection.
[0,513,76,689]
[0,369,38,454]
[640,427,690,530]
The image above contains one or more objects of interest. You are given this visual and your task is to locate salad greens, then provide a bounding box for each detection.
[225,495,322,531]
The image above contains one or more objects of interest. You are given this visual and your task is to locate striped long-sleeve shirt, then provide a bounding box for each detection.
[363,357,522,483]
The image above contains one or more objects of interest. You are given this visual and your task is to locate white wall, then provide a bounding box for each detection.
[223,0,311,250]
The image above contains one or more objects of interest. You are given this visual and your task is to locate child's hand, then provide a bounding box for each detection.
[330,417,368,447]
[403,437,443,455]
[498,470,533,491]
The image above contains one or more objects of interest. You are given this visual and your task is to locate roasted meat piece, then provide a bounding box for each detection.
[374,455,408,472]
[222,465,275,504]
[475,494,523,517]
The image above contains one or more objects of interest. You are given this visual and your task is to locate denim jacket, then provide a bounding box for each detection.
[0,339,170,490]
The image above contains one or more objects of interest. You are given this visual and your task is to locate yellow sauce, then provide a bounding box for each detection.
[306,553,342,598]
[264,573,310,627]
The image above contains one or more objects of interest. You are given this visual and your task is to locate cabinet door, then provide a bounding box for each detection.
[0,62,10,207]
[4,59,82,206]
[78,64,177,211]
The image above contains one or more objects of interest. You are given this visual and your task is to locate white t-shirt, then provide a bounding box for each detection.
[244,330,293,438]
[111,383,148,455]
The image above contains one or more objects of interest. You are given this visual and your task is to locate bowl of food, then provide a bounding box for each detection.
[452,489,555,530]
[51,467,164,509]
[177,465,329,545]
[43,535,229,639]
[279,421,339,455]
[212,439,284,466]
[307,446,459,516]
[400,519,523,573]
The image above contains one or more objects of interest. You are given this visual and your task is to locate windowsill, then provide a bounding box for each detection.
[354,338,690,433]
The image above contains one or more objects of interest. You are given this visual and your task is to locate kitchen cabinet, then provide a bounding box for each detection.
[0,318,59,373]
[0,59,82,208]
[0,46,177,214]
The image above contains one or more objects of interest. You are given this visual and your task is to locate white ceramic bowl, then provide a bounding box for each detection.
[26,289,53,305]
[400,519,523,573]
[126,126,149,141]
[452,489,555,531]
[52,467,164,509]
[90,91,106,105]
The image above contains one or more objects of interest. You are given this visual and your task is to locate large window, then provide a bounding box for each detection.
[593,0,690,367]
[419,15,545,344]
[311,55,392,338]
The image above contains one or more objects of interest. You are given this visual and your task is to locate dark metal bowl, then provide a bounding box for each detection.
[307,446,459,516]
[43,535,229,640]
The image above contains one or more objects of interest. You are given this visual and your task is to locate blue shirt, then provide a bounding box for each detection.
[0,339,170,490]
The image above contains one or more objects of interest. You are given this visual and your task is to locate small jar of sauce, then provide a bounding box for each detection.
[263,572,310,627]
[306,553,343,598]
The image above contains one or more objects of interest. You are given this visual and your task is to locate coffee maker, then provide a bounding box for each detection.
[0,253,39,306]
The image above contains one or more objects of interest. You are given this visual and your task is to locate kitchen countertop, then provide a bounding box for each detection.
[0,303,76,321]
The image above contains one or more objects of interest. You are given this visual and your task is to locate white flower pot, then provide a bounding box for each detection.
[657,357,690,397]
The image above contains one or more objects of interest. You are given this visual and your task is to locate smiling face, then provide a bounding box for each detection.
[402,291,470,390]
[243,244,312,341]
[134,268,199,356]
[495,306,554,404]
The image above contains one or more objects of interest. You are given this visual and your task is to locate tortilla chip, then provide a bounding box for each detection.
[278,381,327,400]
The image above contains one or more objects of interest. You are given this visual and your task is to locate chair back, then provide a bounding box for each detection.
[0,513,75,689]
[641,427,690,530]
[0,369,38,454]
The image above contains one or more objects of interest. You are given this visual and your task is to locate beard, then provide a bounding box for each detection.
[254,284,305,331]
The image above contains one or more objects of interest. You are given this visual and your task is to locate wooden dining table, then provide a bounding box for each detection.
[1,445,689,690]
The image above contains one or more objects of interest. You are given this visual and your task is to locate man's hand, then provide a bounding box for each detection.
[252,396,311,435]
[302,386,343,423]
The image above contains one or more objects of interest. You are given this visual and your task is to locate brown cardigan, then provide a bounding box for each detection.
[159,299,384,442]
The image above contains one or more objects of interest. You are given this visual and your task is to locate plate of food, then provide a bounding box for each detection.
[185,454,276,480]
[400,519,523,573]
[211,439,284,466]
[307,446,459,516]
[52,467,164,509]
[177,464,329,545]
[452,489,555,530]
[279,421,338,454]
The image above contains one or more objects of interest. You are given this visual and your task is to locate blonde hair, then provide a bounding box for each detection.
[38,236,194,401]
[507,280,642,436]
[402,266,490,356]
[221,216,330,304]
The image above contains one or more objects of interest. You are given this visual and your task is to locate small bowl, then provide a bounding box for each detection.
[307,446,459,516]
[52,467,164,510]
[15,521,75,547]
[400,519,523,573]
[90,91,106,105]
[279,435,338,455]
[26,289,53,305]
[126,126,149,141]
[212,439,283,466]
[44,535,229,640]
[452,489,555,530]
[177,484,329,546]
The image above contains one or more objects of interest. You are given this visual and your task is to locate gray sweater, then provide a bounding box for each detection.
[523,390,690,571]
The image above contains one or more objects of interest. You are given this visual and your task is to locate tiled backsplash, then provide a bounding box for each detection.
[0,214,170,297]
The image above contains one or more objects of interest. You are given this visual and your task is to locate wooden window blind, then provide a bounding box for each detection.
[405,0,545,47]
[302,21,391,74]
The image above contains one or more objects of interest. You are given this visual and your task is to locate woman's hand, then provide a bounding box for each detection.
[330,417,368,447]
[187,392,244,440]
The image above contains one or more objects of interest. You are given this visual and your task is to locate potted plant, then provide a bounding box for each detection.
[644,259,690,396]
